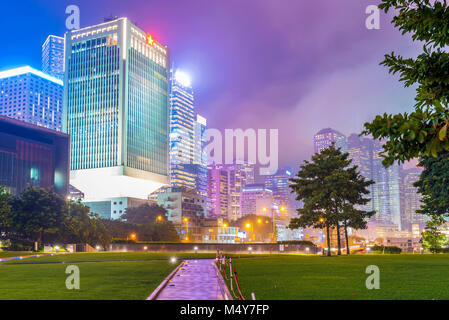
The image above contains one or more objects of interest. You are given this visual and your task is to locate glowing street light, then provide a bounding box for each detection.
[170,257,177,264]
[257,219,262,224]
[157,215,163,222]
[130,233,136,240]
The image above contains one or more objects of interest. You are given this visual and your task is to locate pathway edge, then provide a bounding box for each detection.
[146,260,186,300]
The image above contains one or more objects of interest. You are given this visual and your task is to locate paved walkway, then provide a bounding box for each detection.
[155,259,228,300]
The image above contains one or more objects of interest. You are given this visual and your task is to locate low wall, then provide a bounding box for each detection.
[108,242,319,254]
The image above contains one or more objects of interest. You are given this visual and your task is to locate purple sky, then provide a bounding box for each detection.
[1,0,420,168]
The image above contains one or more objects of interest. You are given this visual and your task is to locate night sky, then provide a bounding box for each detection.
[0,0,419,168]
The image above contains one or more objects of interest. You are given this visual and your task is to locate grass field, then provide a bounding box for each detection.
[228,254,449,300]
[0,252,48,259]
[0,259,177,299]
[3,252,449,300]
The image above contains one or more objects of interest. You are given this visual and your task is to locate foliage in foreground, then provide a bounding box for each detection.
[362,0,449,166]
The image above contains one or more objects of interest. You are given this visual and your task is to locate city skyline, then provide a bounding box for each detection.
[0,0,419,169]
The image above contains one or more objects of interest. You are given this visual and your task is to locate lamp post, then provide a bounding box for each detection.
[183,217,189,241]
[245,223,253,242]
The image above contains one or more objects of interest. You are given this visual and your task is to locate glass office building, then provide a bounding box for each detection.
[169,69,196,190]
[0,116,69,195]
[313,128,347,154]
[42,35,65,81]
[63,18,170,217]
[0,66,63,131]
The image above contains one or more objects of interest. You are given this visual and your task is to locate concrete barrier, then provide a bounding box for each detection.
[108,242,318,254]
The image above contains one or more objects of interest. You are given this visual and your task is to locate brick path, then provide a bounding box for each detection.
[155,259,228,300]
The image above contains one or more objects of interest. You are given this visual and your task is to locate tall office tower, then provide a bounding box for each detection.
[240,184,274,217]
[207,164,230,219]
[225,162,257,221]
[264,167,297,218]
[169,69,196,190]
[0,66,63,131]
[347,134,374,212]
[372,140,402,230]
[313,128,347,154]
[63,18,170,219]
[192,114,208,197]
[42,35,65,81]
[400,166,426,231]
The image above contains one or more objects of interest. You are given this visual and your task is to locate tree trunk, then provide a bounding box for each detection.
[344,221,350,255]
[326,223,331,257]
[336,223,342,255]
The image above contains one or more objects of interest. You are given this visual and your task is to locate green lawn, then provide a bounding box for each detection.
[0,252,41,259]
[227,254,449,300]
[1,252,261,263]
[0,260,176,299]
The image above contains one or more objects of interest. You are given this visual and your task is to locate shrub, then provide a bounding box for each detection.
[371,245,402,254]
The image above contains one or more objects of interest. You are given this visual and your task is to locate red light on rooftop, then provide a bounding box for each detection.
[147,34,154,46]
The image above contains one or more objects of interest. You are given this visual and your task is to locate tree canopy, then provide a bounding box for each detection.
[362,0,449,166]
[289,145,374,255]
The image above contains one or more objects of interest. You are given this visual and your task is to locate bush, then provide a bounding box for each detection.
[371,245,402,254]
[5,239,37,251]
[429,247,449,253]
[277,240,315,246]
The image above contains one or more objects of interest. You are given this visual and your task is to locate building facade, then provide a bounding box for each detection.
[169,69,195,190]
[0,116,69,195]
[400,166,426,232]
[313,128,347,154]
[347,134,374,213]
[0,66,63,131]
[42,35,65,81]
[157,186,206,223]
[207,164,230,219]
[372,140,402,230]
[63,18,170,217]
[240,184,274,217]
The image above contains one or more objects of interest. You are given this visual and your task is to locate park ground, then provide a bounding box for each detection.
[1,252,449,299]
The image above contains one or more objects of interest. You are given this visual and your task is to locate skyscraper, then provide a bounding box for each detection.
[169,69,196,189]
[400,166,426,231]
[347,134,374,212]
[313,128,347,153]
[0,66,63,131]
[192,114,208,197]
[372,140,401,230]
[63,18,170,218]
[264,167,297,218]
[207,164,230,219]
[42,35,65,81]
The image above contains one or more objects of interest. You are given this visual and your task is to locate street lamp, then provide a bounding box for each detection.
[245,223,253,242]
[183,218,189,241]
[157,215,163,222]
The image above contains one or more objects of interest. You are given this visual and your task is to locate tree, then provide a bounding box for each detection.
[10,186,68,245]
[362,0,449,166]
[421,215,447,253]
[289,145,374,256]
[63,201,112,248]
[413,151,449,217]
[121,203,168,224]
[0,186,12,233]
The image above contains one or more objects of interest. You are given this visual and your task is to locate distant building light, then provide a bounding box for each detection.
[174,70,191,87]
